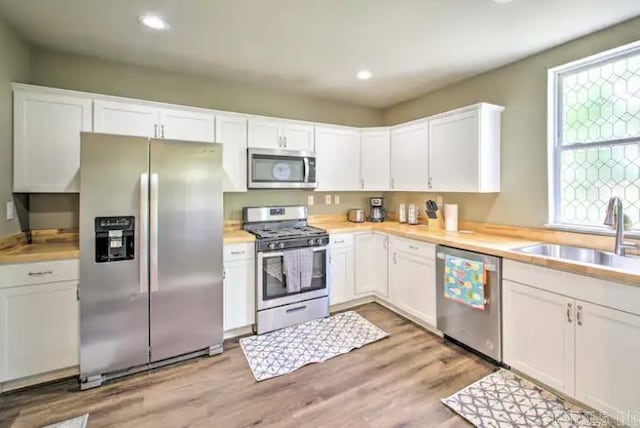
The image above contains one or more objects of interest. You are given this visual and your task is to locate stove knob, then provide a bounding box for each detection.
[278,242,285,249]
[268,243,276,250]
[308,238,316,245]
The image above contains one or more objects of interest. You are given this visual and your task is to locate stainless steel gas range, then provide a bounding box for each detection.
[243,206,330,334]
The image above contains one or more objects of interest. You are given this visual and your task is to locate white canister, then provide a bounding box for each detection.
[398,203,407,223]
[444,204,458,232]
[407,204,419,225]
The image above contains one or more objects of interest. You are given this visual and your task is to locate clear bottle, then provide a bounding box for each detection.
[398,203,407,223]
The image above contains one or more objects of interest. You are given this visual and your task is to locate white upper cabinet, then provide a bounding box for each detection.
[390,120,429,191]
[158,108,215,142]
[94,100,215,142]
[360,128,391,190]
[216,114,248,192]
[248,118,314,151]
[94,99,159,138]
[315,126,360,191]
[13,86,92,192]
[281,121,315,151]
[428,103,503,192]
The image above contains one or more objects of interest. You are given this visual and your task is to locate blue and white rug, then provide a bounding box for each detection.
[442,369,612,427]
[240,311,389,381]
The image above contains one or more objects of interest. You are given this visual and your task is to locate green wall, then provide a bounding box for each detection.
[383,16,640,228]
[0,17,30,235]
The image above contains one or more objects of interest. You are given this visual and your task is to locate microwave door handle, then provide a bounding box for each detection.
[303,157,310,183]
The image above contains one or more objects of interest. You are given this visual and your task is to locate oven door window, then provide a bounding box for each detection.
[263,250,327,300]
[252,155,305,183]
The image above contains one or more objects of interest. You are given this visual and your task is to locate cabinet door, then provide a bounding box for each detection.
[94,99,158,138]
[315,126,360,191]
[388,249,435,325]
[360,129,391,190]
[329,245,354,305]
[248,118,282,149]
[0,281,79,382]
[159,108,215,142]
[429,111,479,192]
[575,301,640,418]
[223,258,255,332]
[13,90,92,192]
[355,233,388,297]
[216,114,248,192]
[503,280,575,396]
[282,122,314,151]
[390,121,428,190]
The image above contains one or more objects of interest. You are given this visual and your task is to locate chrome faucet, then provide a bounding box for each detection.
[604,197,639,256]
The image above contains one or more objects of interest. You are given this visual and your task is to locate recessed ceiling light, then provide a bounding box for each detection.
[138,14,169,30]
[356,70,373,80]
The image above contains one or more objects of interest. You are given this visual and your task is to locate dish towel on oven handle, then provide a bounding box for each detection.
[299,248,314,290]
[283,250,301,293]
[443,254,486,310]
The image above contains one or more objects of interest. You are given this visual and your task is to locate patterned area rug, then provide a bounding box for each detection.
[240,311,389,381]
[442,369,612,427]
[43,414,89,428]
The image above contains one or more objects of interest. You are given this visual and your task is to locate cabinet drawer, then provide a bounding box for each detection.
[389,237,435,259]
[0,259,79,289]
[223,243,254,262]
[330,233,354,248]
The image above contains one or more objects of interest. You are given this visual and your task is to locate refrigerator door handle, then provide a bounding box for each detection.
[139,173,149,294]
[150,173,159,292]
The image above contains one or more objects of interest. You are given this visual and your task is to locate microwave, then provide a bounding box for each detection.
[248,148,317,189]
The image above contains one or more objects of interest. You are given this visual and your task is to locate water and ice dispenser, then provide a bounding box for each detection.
[94,216,135,263]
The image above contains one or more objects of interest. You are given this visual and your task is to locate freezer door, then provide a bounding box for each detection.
[79,133,150,378]
[148,139,224,362]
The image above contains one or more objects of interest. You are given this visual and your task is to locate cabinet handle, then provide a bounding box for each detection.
[393,252,397,264]
[154,124,158,138]
[28,270,53,276]
[160,124,165,138]
[391,178,395,189]
[283,136,287,148]
[567,303,573,323]
[428,177,432,189]
[409,245,419,250]
[223,269,226,280]
[230,250,246,255]
[577,305,583,326]
[383,238,388,249]
[333,239,345,244]
[361,178,365,189]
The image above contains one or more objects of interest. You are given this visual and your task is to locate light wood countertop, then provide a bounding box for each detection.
[0,229,255,265]
[310,220,640,287]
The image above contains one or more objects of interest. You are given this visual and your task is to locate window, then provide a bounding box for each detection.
[548,41,640,232]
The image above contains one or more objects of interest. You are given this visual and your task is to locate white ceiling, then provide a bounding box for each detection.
[1,0,639,108]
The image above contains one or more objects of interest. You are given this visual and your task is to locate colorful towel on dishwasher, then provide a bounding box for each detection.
[444,255,486,310]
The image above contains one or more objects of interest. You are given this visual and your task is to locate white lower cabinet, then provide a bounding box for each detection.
[0,280,79,383]
[329,234,355,305]
[223,244,255,332]
[503,262,640,424]
[503,280,575,395]
[388,238,436,326]
[354,232,388,298]
[575,301,640,419]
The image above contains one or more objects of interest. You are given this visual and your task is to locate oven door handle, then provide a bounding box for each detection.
[303,157,310,183]
[260,247,327,258]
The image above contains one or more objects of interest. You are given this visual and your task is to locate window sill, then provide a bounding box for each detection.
[544,223,640,240]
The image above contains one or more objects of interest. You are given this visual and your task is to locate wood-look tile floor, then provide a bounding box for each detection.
[0,303,495,428]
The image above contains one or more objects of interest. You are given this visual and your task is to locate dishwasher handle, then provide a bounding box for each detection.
[436,251,498,272]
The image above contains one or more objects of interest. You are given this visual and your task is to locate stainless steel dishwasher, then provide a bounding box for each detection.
[436,245,502,363]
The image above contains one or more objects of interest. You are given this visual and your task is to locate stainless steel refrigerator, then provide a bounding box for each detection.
[79,133,223,390]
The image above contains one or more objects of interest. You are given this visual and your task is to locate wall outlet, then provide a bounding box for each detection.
[307,195,314,206]
[334,195,340,204]
[436,196,444,207]
[325,194,332,205]
[6,201,14,221]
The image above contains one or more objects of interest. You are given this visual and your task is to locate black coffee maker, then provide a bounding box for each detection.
[368,197,386,222]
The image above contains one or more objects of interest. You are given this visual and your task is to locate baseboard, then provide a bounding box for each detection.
[329,295,375,312]
[224,325,254,340]
[371,297,443,337]
[0,366,78,394]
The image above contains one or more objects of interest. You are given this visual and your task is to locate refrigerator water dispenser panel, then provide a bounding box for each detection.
[95,216,135,263]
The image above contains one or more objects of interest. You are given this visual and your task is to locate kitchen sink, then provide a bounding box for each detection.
[512,243,640,272]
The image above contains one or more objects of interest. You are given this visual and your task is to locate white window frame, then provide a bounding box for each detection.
[547,39,640,235]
